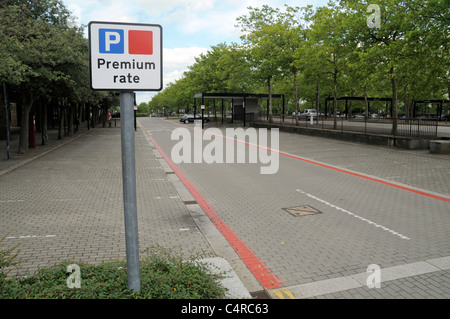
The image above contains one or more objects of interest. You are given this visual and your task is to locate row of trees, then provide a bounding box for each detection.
[150,0,449,134]
[1,0,118,154]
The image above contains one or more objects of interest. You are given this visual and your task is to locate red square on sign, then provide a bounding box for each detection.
[128,30,153,55]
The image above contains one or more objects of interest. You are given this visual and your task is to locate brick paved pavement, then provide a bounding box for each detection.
[279,131,450,196]
[142,117,450,299]
[2,118,449,299]
[0,125,221,278]
[311,270,450,299]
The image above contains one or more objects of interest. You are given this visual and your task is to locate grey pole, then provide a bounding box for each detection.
[120,91,141,292]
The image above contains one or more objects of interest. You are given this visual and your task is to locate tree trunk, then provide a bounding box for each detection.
[0,83,6,141]
[75,102,81,132]
[86,103,90,130]
[407,93,411,121]
[58,100,64,140]
[316,79,320,120]
[80,102,85,124]
[294,67,299,126]
[92,105,97,128]
[348,89,353,121]
[403,86,407,123]
[18,91,35,154]
[64,101,68,136]
[333,68,338,130]
[67,103,74,136]
[41,101,48,145]
[364,85,369,119]
[391,66,398,135]
[268,76,273,123]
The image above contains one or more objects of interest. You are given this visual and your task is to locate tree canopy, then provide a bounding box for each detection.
[1,0,119,153]
[2,0,448,149]
[150,0,449,130]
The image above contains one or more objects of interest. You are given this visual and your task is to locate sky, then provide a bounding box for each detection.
[62,0,327,104]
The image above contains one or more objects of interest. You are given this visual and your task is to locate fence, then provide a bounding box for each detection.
[251,115,442,138]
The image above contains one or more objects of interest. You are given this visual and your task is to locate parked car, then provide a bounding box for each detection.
[180,114,210,124]
[417,115,438,121]
[298,109,318,119]
[370,113,380,119]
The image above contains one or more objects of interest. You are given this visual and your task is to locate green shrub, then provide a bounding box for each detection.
[0,245,227,299]
[0,231,25,282]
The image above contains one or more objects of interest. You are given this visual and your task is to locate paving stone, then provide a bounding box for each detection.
[3,118,450,298]
[143,118,450,298]
[0,127,215,278]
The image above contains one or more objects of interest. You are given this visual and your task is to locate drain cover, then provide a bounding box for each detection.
[283,205,321,217]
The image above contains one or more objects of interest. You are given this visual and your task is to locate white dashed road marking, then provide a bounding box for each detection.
[296,189,410,240]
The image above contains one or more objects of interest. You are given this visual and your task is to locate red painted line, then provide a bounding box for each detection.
[145,130,282,289]
[280,152,450,203]
[147,119,449,289]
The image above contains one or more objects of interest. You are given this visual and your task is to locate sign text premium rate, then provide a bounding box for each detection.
[97,58,156,83]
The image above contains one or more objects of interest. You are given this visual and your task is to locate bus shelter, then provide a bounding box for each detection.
[194,93,285,126]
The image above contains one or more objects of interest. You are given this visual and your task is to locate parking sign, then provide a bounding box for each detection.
[89,21,162,91]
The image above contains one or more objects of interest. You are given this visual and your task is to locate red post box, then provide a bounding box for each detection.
[28,113,36,148]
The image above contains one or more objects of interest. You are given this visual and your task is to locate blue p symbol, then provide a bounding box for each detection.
[99,29,124,54]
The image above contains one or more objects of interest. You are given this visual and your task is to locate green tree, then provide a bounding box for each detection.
[0,0,87,153]
[308,2,356,128]
[266,5,311,125]
[237,5,289,123]
[151,1,449,129]
[211,43,254,93]
[150,43,254,115]
[138,102,151,114]
[341,0,449,133]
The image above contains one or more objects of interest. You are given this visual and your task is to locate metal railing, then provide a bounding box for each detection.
[251,115,442,138]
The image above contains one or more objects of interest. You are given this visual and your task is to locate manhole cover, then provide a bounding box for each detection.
[283,205,321,217]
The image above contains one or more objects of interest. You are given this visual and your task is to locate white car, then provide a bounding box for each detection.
[298,109,317,119]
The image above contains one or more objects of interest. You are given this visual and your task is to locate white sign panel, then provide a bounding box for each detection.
[89,21,162,91]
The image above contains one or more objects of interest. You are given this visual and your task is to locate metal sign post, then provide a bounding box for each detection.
[88,21,163,294]
[120,91,140,292]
